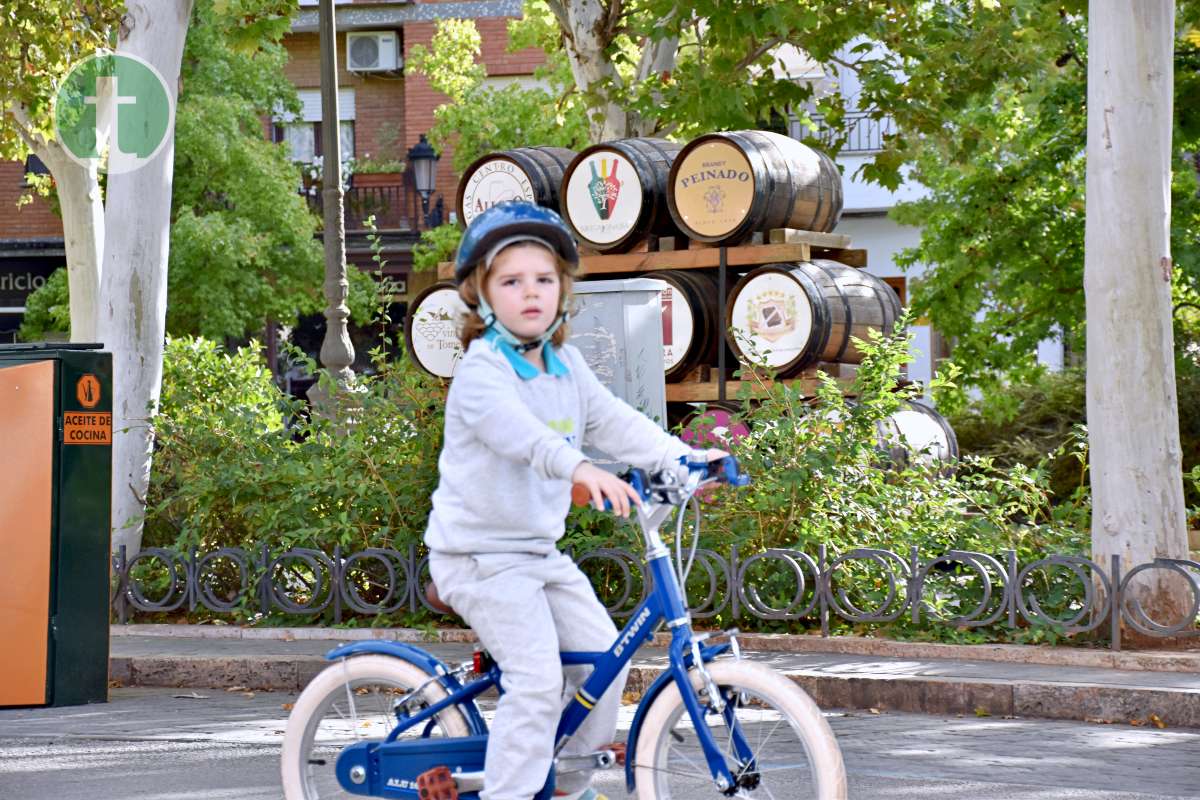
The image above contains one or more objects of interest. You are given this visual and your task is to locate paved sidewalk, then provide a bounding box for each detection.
[4,687,1199,798]
[109,626,1200,727]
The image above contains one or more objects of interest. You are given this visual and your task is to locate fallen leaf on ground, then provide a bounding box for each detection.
[1085,717,1114,724]
[868,708,881,715]
[242,692,256,698]
[282,703,294,711]
[1149,714,1167,729]
[173,692,209,700]
[226,686,249,692]
[974,707,991,717]
[1130,719,1146,726]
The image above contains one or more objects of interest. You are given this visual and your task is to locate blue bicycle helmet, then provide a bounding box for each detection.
[454,201,578,285]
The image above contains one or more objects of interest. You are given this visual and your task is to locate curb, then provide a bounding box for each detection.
[108,652,1200,729]
[111,624,1200,673]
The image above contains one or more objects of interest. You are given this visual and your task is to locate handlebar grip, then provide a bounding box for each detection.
[572,482,614,511]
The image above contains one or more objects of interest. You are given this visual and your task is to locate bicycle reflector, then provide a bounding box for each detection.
[472,650,495,673]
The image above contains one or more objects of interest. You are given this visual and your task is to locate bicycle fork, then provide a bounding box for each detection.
[646,547,753,793]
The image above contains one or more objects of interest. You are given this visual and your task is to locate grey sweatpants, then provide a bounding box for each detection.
[429,550,629,800]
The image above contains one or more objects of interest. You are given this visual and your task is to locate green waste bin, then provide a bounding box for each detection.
[0,343,112,707]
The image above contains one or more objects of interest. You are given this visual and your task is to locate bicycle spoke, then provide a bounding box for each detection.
[642,672,833,800]
[664,740,709,776]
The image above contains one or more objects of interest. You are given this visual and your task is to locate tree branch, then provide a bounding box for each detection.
[602,0,624,44]
[635,5,680,83]
[732,36,785,73]
[8,102,47,151]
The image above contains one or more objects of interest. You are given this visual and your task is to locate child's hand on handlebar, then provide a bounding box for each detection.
[571,461,642,517]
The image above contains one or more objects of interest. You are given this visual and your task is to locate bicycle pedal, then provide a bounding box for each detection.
[416,766,459,800]
[604,742,626,765]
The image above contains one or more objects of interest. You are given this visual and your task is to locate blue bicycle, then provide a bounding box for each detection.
[281,457,847,799]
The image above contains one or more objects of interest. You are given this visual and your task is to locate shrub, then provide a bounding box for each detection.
[144,316,1093,638]
[144,336,444,560]
[944,367,1087,501]
[613,319,1093,642]
[18,267,70,341]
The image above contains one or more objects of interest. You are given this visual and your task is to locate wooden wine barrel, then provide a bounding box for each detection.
[809,399,958,469]
[725,260,901,376]
[804,259,902,363]
[642,270,720,381]
[668,130,842,245]
[678,401,751,448]
[404,281,468,378]
[456,146,577,228]
[876,400,959,468]
[561,138,683,253]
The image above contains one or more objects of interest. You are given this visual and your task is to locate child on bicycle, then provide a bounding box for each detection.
[425,201,723,800]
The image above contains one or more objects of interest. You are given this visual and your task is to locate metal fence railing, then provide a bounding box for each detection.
[111,544,1200,651]
[793,110,896,154]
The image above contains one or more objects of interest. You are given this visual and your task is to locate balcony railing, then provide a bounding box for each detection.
[793,110,896,154]
[305,178,419,231]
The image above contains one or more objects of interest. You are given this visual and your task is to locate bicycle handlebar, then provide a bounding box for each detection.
[570,455,750,510]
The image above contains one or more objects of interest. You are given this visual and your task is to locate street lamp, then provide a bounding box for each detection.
[407,133,439,227]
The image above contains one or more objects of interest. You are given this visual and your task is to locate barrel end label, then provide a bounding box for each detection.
[461,160,536,226]
[565,153,643,245]
[671,141,754,238]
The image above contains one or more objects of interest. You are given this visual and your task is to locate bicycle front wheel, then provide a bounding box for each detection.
[633,660,847,800]
[281,654,473,800]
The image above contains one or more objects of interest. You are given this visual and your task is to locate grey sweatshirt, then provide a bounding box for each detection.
[423,336,691,556]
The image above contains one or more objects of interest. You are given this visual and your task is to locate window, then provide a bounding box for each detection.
[21,154,49,187]
[274,120,355,164]
[273,88,356,164]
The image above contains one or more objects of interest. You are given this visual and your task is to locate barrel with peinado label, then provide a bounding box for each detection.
[405,281,468,378]
[725,260,901,376]
[560,138,683,253]
[668,130,842,245]
[456,146,577,228]
[642,269,721,381]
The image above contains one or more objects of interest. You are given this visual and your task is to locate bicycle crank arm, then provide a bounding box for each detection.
[555,745,625,774]
[450,770,484,792]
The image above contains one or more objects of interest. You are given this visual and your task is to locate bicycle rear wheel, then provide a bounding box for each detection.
[281,654,473,800]
[633,660,847,799]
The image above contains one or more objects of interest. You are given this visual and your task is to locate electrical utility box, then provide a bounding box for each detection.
[569,278,668,470]
[0,343,112,707]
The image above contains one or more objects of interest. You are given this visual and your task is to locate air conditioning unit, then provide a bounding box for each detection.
[347,31,401,73]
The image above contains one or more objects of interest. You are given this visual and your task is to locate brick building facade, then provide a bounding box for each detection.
[0,0,540,341]
[0,156,65,341]
[282,0,541,302]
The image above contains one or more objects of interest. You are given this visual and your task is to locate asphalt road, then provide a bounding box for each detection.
[1,687,1198,799]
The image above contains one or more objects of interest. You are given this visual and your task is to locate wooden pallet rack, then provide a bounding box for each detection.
[436,229,867,404]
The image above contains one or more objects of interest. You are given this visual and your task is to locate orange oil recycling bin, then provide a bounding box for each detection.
[0,343,112,707]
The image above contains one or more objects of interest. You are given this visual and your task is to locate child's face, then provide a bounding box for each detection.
[483,244,563,343]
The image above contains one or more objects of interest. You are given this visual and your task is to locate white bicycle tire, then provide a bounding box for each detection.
[281,654,473,800]
[633,659,847,800]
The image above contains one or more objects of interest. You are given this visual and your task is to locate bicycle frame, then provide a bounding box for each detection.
[332,471,752,797]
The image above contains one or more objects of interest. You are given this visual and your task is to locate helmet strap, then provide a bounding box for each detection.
[477,295,566,354]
